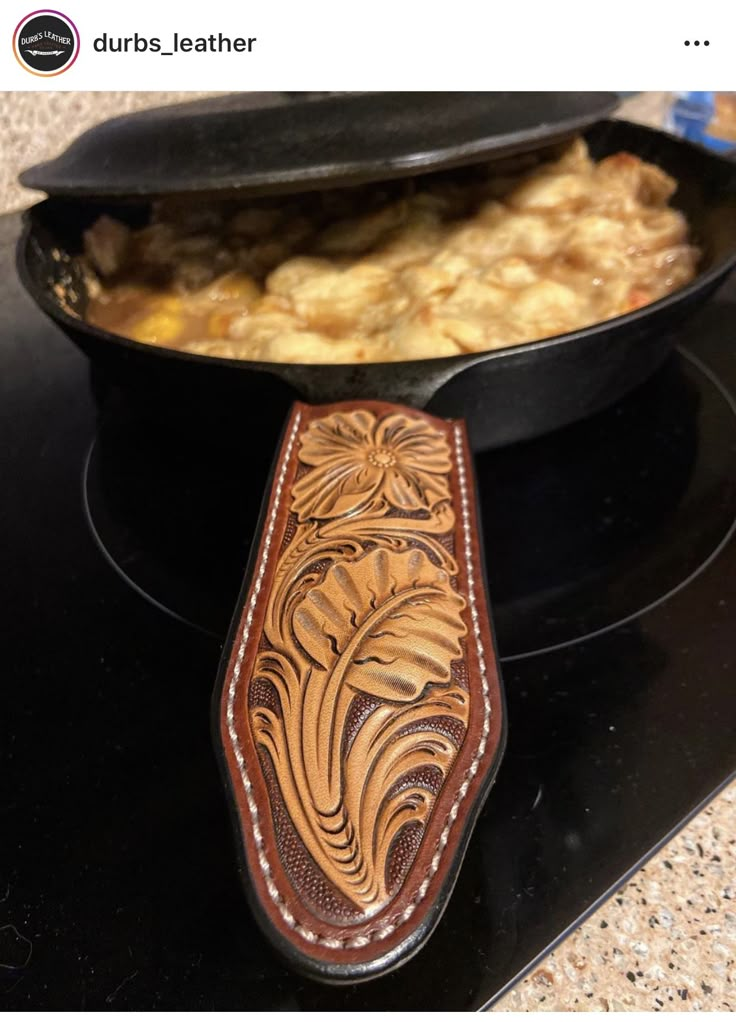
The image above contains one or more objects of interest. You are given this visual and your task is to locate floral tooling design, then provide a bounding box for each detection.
[249,409,469,916]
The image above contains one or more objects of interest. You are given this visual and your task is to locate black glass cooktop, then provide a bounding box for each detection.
[2,212,735,1009]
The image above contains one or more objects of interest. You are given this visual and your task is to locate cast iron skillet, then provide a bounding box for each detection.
[14,103,736,983]
[17,118,736,450]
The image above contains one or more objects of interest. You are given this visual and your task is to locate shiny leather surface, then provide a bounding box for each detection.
[216,401,505,981]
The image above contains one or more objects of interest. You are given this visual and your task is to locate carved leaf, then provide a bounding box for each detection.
[292,547,467,703]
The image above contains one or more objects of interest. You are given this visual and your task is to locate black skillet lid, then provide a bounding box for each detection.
[20,91,619,201]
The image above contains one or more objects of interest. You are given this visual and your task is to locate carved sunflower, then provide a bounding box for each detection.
[292,409,452,522]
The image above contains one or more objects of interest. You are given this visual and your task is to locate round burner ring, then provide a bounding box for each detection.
[83,349,736,660]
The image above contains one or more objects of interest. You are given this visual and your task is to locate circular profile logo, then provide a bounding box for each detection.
[13,10,79,76]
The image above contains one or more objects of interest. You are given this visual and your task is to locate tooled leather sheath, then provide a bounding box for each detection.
[216,400,506,983]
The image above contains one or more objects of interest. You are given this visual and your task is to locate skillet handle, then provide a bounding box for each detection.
[215,399,506,984]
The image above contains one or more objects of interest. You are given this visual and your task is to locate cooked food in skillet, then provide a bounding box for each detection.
[84,138,698,363]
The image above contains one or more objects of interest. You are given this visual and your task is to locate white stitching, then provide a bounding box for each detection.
[225,411,301,932]
[225,415,493,949]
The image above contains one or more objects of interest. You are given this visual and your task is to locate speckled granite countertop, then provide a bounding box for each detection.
[492,781,735,1011]
[1,91,223,213]
[1,90,733,1011]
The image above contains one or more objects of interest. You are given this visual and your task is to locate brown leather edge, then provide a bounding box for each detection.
[215,400,505,983]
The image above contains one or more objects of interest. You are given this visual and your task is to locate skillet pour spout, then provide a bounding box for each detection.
[214,399,506,982]
[262,353,491,408]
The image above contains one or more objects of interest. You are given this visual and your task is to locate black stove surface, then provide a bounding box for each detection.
[2,212,735,1009]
